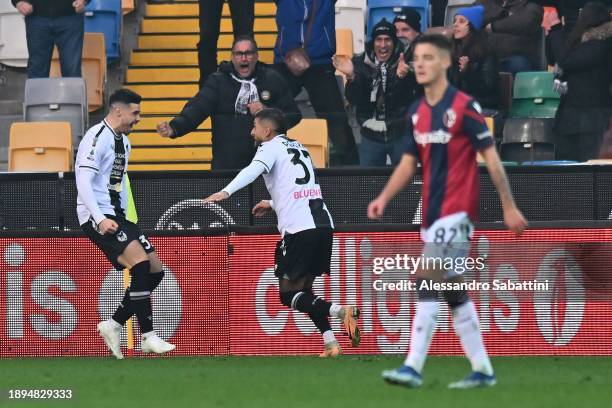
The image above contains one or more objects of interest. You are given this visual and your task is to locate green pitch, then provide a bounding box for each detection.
[1,356,610,408]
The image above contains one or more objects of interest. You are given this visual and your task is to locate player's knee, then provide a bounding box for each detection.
[279,290,301,309]
[444,289,469,309]
[129,260,151,293]
[417,278,439,301]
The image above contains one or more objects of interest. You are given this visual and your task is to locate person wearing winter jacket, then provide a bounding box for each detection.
[449,5,500,111]
[548,1,612,161]
[334,19,420,166]
[157,37,302,170]
[273,0,359,165]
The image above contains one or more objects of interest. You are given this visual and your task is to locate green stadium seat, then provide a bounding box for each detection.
[509,72,560,119]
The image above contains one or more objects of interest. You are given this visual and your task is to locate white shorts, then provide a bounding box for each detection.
[420,212,474,278]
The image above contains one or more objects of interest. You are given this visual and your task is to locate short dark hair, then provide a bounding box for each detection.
[232,35,259,52]
[109,88,141,106]
[413,33,452,55]
[255,108,287,135]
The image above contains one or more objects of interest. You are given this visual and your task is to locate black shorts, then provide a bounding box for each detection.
[81,215,155,270]
[274,228,333,280]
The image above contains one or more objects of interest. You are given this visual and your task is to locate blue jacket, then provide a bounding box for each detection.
[274,0,336,66]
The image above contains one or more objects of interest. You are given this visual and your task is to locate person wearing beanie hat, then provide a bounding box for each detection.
[456,5,485,31]
[333,17,420,166]
[394,7,422,41]
[371,18,398,46]
[450,6,500,111]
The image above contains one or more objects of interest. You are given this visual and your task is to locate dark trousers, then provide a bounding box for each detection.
[198,0,254,87]
[274,63,359,165]
[25,14,84,78]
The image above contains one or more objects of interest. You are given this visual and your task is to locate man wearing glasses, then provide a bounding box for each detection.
[157,36,302,170]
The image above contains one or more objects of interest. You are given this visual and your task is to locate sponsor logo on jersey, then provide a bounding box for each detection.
[414,130,452,145]
[293,188,322,200]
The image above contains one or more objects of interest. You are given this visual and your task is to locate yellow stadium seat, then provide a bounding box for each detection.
[9,122,73,172]
[287,119,329,168]
[122,0,135,15]
[335,29,354,58]
[50,33,107,112]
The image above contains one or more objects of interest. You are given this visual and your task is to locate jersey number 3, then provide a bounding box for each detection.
[287,148,313,185]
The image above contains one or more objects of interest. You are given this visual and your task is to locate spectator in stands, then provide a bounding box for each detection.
[13,0,89,78]
[449,5,500,111]
[273,0,359,166]
[156,37,301,170]
[333,20,419,166]
[478,0,544,74]
[394,8,422,58]
[548,1,612,161]
[197,0,254,88]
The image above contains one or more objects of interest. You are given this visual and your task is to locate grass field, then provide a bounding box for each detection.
[1,356,610,408]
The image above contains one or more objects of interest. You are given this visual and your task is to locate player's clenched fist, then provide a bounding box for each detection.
[98,218,118,235]
[367,197,387,220]
[156,121,175,138]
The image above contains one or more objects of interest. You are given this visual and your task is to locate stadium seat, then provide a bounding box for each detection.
[335,0,366,54]
[85,0,122,62]
[335,29,354,58]
[122,0,135,15]
[287,119,329,168]
[367,0,430,38]
[8,121,73,172]
[509,72,560,118]
[0,0,28,67]
[50,33,107,112]
[24,77,88,148]
[444,0,475,27]
[500,117,555,162]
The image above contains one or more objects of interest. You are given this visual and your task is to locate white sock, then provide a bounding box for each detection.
[452,301,494,376]
[404,301,439,373]
[329,303,342,318]
[323,330,336,345]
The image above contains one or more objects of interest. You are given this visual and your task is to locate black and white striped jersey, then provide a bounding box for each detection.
[254,135,334,236]
[75,120,131,226]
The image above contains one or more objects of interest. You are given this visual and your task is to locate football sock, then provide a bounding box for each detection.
[112,289,132,326]
[280,291,332,316]
[452,301,494,376]
[149,270,164,291]
[322,330,337,346]
[129,260,153,334]
[404,300,439,373]
[329,303,343,318]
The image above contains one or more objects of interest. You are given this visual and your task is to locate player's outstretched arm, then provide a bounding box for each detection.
[480,145,528,235]
[368,154,418,220]
[203,161,267,203]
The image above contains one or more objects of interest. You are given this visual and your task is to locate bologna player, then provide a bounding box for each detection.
[368,35,527,388]
[204,108,360,357]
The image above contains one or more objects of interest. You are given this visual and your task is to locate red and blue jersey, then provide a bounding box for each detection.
[403,85,494,228]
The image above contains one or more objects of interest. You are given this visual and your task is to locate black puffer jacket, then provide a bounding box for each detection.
[169,61,302,170]
[345,42,421,143]
[479,0,544,63]
[450,39,500,110]
[11,0,90,17]
[549,21,612,112]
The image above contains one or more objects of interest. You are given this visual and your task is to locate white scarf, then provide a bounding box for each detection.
[231,73,260,114]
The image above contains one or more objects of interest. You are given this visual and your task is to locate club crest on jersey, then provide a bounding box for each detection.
[443,109,457,128]
[116,231,127,242]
